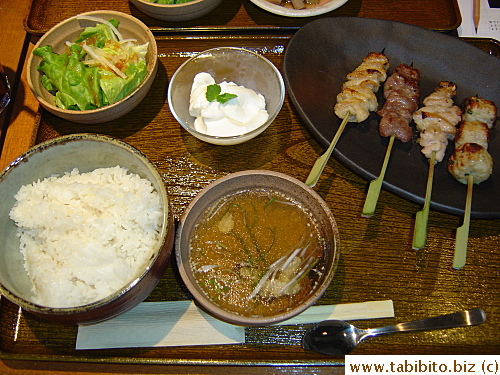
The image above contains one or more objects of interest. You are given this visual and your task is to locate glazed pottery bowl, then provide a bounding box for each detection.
[0,134,174,325]
[248,0,349,17]
[176,170,340,326]
[26,10,158,124]
[130,0,223,22]
[168,47,285,145]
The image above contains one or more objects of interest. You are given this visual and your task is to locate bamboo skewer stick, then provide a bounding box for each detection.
[305,113,350,187]
[361,134,395,217]
[412,150,436,250]
[453,174,474,270]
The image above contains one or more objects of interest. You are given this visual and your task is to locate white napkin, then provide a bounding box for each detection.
[458,0,500,41]
[76,300,245,350]
[274,299,394,325]
[76,299,394,350]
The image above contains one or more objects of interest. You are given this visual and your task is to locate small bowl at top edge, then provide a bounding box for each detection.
[130,0,223,22]
[249,0,349,17]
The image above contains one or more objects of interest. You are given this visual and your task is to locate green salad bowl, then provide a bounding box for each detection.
[26,10,158,124]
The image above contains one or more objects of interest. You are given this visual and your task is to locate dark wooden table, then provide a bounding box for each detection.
[1,1,499,374]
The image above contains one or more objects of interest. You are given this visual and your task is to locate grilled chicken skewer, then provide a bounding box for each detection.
[306,52,389,187]
[412,82,462,249]
[447,96,497,269]
[334,52,389,123]
[362,63,420,217]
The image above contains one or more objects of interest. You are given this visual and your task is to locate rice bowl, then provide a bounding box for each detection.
[10,166,163,309]
[0,134,174,324]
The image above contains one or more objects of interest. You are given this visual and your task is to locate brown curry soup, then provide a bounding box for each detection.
[189,188,327,318]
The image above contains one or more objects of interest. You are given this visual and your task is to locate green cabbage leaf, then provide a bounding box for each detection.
[32,18,148,111]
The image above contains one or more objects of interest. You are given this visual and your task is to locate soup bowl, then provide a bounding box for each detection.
[176,170,340,326]
[0,134,175,325]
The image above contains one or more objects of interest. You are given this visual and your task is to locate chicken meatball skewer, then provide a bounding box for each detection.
[306,52,389,187]
[362,63,421,217]
[412,81,462,249]
[447,96,497,269]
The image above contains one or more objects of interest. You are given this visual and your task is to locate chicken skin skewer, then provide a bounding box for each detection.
[414,81,462,162]
[412,81,462,249]
[334,52,389,123]
[306,52,389,187]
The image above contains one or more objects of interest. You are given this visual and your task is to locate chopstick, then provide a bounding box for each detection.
[474,0,481,32]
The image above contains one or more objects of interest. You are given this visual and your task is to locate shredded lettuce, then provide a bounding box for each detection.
[33,18,149,111]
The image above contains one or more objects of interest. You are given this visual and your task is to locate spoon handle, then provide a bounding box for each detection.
[366,308,486,338]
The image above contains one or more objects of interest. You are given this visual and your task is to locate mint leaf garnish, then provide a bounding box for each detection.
[206,84,221,102]
[206,84,237,104]
[216,92,237,103]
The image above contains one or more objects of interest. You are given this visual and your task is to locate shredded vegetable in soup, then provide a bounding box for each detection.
[189,189,327,317]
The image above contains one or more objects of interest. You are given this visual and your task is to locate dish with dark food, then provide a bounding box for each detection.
[283,17,500,218]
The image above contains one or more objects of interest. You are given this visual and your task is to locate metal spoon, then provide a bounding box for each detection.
[302,308,486,355]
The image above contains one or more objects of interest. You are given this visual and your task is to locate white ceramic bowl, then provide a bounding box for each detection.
[176,170,340,326]
[168,47,285,146]
[249,0,349,17]
[0,134,175,325]
[130,0,223,22]
[27,10,158,124]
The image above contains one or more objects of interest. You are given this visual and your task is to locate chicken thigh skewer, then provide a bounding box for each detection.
[412,81,462,249]
[447,96,497,269]
[362,63,420,217]
[306,52,389,187]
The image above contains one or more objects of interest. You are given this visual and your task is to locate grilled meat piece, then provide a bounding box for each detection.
[334,52,390,123]
[413,81,462,162]
[447,96,497,184]
[462,96,497,128]
[448,142,493,184]
[377,63,420,142]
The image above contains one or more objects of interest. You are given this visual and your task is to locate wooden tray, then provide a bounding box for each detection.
[1,35,499,365]
[23,0,462,36]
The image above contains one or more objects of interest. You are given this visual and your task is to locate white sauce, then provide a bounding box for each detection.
[189,72,269,137]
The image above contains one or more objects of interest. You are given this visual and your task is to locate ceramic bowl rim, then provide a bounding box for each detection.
[131,0,210,7]
[248,0,349,17]
[175,169,340,326]
[26,10,158,117]
[0,133,172,316]
[167,47,285,143]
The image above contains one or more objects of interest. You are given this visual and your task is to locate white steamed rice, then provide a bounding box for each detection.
[9,166,163,308]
